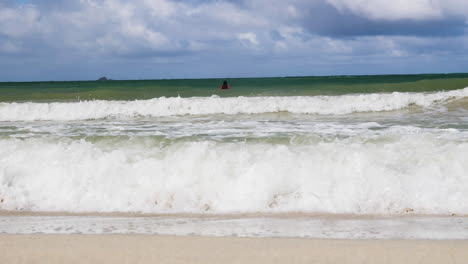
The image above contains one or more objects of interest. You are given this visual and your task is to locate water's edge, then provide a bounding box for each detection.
[1,214,468,239]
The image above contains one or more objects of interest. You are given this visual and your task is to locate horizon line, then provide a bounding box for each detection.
[1,72,468,83]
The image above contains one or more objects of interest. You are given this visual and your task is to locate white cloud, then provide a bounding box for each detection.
[0,0,286,56]
[326,0,468,21]
[143,0,177,17]
[238,32,259,45]
[0,5,40,37]
[1,0,468,80]
[442,0,468,17]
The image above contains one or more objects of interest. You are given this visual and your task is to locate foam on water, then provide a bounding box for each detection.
[0,88,467,121]
[1,134,467,215]
[2,215,468,239]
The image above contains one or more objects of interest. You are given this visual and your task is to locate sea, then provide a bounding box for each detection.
[1,74,468,238]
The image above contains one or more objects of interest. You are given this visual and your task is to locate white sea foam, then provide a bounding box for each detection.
[0,88,467,121]
[1,135,467,215]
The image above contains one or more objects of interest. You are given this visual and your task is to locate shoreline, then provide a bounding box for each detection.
[1,234,468,264]
[2,213,468,239]
[0,210,465,218]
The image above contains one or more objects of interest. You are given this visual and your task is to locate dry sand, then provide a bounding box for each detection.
[1,235,467,264]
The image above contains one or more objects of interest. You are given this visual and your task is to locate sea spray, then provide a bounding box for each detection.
[0,134,467,214]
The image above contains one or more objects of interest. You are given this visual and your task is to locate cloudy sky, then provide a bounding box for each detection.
[1,0,468,81]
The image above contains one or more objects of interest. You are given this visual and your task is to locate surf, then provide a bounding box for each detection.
[0,134,467,215]
[0,88,467,121]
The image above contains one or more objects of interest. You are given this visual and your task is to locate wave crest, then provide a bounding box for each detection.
[0,88,467,121]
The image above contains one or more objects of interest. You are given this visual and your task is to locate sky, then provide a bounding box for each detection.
[1,0,468,81]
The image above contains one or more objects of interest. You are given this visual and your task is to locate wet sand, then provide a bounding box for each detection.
[1,235,468,264]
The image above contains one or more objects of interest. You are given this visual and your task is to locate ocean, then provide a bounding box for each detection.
[1,73,468,217]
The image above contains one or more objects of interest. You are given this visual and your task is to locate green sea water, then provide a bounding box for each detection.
[1,73,468,102]
[1,73,468,215]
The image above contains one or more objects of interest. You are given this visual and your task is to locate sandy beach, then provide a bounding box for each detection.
[0,235,467,264]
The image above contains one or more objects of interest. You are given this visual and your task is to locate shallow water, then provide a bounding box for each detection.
[1,215,468,239]
[0,75,467,215]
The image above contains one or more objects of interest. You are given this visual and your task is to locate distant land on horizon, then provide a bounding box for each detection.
[2,72,468,84]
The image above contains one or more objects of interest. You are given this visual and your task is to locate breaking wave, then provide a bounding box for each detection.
[0,135,467,215]
[0,88,467,121]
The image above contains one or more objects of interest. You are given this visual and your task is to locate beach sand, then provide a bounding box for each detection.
[1,235,467,264]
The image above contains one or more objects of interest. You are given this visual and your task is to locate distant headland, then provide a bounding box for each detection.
[97,77,111,81]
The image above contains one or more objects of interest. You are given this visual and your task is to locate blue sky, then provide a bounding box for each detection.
[1,0,468,81]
